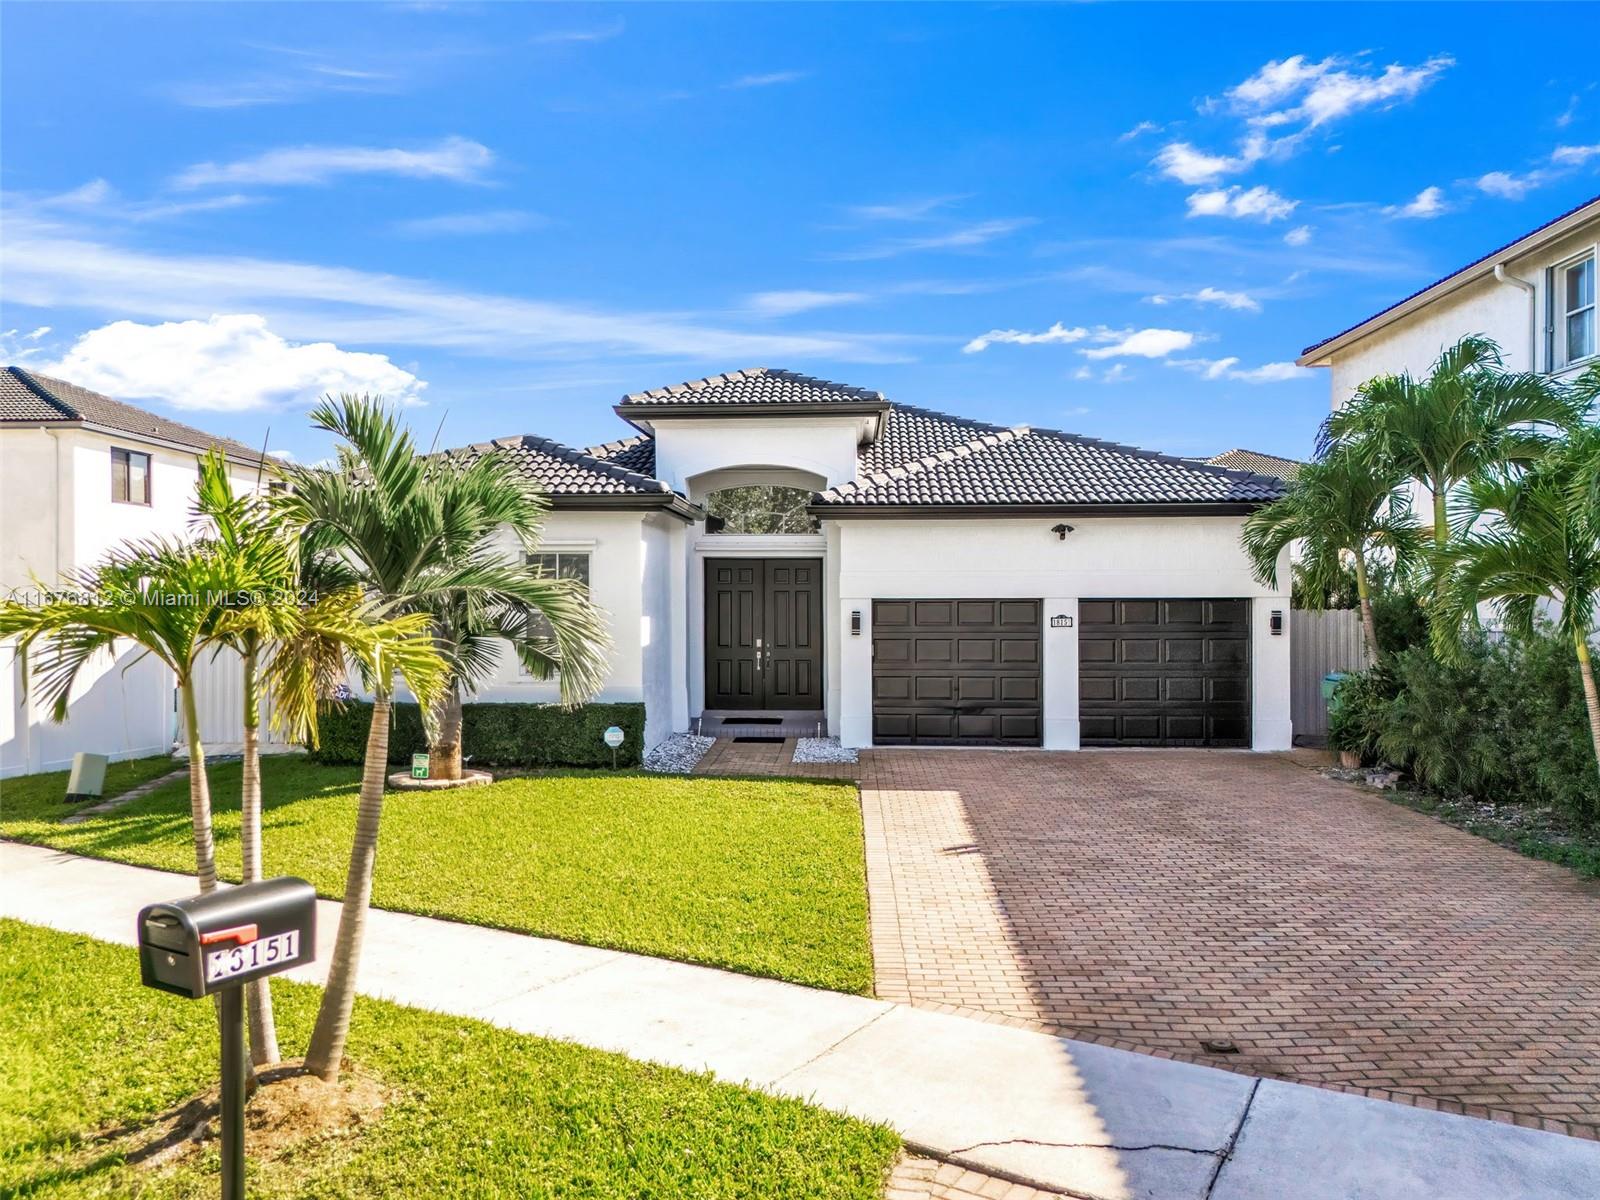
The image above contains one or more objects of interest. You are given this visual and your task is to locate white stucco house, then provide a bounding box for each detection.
[434,368,1294,754]
[0,367,269,776]
[1299,193,1599,404]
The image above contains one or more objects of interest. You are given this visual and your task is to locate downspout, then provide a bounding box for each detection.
[1493,263,1538,372]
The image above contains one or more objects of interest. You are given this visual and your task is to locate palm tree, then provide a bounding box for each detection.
[279,395,607,1082]
[191,452,300,1066]
[0,538,237,891]
[1324,335,1583,559]
[1242,445,1425,661]
[1435,422,1600,782]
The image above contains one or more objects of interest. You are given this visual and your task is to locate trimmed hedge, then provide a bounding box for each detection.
[304,700,646,768]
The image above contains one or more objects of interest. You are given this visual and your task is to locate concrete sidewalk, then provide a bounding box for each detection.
[4,841,1595,1200]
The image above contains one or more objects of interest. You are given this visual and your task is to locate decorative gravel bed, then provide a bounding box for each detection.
[794,737,858,764]
[643,733,715,774]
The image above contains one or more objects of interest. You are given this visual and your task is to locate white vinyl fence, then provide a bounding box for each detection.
[1290,609,1370,743]
[183,646,295,754]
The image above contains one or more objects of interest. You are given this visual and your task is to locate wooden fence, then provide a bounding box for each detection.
[1290,608,1369,743]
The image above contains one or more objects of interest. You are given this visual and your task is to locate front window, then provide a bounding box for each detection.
[704,485,819,534]
[111,447,151,505]
[1552,252,1596,370]
[522,551,590,674]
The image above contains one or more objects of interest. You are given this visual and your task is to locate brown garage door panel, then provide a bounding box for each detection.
[1079,598,1250,748]
[873,598,1041,746]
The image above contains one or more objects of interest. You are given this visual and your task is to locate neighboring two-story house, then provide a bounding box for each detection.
[1299,194,1599,404]
[1,367,269,776]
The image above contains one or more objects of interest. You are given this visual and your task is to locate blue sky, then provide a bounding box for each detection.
[4,3,1599,466]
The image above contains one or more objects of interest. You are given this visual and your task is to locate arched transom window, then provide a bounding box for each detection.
[703,485,819,534]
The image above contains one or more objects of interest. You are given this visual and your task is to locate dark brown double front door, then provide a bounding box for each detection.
[704,558,823,710]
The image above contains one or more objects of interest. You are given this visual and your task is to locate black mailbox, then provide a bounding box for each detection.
[138,877,316,999]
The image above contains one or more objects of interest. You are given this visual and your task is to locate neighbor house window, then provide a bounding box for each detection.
[703,485,820,534]
[521,551,591,675]
[111,448,152,505]
[1551,252,1596,370]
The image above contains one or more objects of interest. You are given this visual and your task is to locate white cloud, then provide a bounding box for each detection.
[1080,328,1196,360]
[1226,54,1453,129]
[2,215,904,364]
[1552,143,1600,166]
[174,137,493,189]
[532,18,625,44]
[1185,185,1297,222]
[832,217,1036,261]
[1153,136,1267,184]
[846,196,963,221]
[1476,170,1536,199]
[28,178,260,223]
[1170,356,1309,383]
[963,321,1089,354]
[1072,365,1094,381]
[41,315,428,412]
[1472,144,1600,201]
[392,210,545,237]
[1386,185,1448,219]
[725,70,808,89]
[1099,363,1131,383]
[0,325,53,362]
[1556,94,1580,129]
[1119,121,1163,142]
[747,290,868,317]
[1283,224,1314,246]
[1146,286,1260,313]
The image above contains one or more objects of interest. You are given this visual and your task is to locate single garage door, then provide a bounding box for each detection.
[1079,598,1250,747]
[872,599,1041,745]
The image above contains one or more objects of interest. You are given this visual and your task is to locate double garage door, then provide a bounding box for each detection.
[870,596,1250,747]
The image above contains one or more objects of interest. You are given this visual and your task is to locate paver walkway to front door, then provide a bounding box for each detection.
[859,749,1600,1140]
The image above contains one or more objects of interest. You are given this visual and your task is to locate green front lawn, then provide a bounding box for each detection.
[0,755,873,994]
[1,755,180,822]
[0,920,900,1199]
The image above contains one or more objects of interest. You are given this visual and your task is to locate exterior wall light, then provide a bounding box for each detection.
[850,610,862,636]
[1050,523,1074,540]
[1270,609,1284,635]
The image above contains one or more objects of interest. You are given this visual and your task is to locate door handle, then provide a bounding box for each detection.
[755,638,763,673]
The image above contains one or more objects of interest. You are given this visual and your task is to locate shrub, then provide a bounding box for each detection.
[1327,665,1396,763]
[1335,625,1600,830]
[306,700,646,768]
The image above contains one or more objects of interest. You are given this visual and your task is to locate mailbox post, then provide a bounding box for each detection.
[138,878,316,1200]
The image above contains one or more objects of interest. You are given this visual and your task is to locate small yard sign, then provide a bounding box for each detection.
[603,725,625,769]
[411,753,429,780]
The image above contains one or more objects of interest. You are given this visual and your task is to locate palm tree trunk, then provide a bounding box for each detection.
[1574,633,1600,785]
[178,677,219,893]
[1430,483,1449,549]
[305,684,392,1082]
[240,645,280,1067]
[428,685,463,781]
[1353,553,1382,664]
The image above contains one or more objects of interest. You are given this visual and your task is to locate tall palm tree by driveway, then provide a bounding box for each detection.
[0,538,238,891]
[1436,422,1600,781]
[1323,335,1583,561]
[280,394,604,1082]
[193,451,443,1068]
[1242,444,1425,661]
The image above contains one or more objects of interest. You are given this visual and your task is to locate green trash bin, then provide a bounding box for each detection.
[1321,671,1348,702]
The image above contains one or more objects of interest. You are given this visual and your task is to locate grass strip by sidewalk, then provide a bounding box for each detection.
[0,919,900,1199]
[1,755,181,821]
[1,755,874,994]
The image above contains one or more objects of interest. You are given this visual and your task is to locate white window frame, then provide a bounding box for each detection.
[1548,247,1597,373]
[518,549,592,676]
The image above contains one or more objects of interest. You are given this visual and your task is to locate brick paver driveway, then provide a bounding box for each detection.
[859,749,1600,1139]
